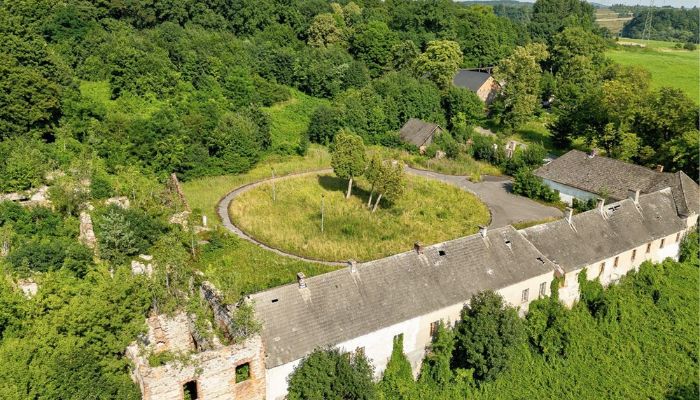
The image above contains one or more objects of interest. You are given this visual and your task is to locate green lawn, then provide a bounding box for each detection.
[229,172,490,261]
[263,89,330,150]
[607,39,699,103]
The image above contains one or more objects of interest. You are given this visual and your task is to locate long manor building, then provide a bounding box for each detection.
[128,182,698,400]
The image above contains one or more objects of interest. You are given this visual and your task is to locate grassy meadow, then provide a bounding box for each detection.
[607,38,699,103]
[229,173,490,261]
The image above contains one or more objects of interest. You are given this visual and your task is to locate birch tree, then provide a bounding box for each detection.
[372,161,405,212]
[364,153,382,208]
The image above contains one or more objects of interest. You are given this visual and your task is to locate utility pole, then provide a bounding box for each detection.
[271,167,276,202]
[320,194,325,233]
[642,0,655,43]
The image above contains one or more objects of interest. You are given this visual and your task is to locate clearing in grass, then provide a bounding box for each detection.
[229,172,490,261]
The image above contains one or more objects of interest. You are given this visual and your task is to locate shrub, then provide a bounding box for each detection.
[683,42,697,51]
[453,291,525,381]
[679,231,699,264]
[512,169,559,203]
[8,238,93,277]
[95,205,167,263]
[90,174,114,200]
[287,347,376,400]
[307,105,343,145]
[470,134,505,166]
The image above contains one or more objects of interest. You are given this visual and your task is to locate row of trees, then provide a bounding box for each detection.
[286,233,700,398]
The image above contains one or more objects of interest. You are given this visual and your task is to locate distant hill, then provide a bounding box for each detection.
[458,0,533,6]
[622,7,699,43]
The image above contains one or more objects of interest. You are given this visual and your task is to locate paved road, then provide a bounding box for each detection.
[404,167,562,228]
[217,167,562,265]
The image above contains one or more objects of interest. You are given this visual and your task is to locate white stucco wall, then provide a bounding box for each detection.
[265,272,553,399]
[542,179,599,206]
[558,232,683,307]
[264,225,693,399]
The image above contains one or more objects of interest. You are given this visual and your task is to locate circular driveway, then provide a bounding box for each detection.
[217,167,562,265]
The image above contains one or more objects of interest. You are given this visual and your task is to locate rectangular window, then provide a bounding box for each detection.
[660,238,665,248]
[676,233,681,242]
[646,243,652,253]
[235,363,250,383]
[614,257,619,267]
[599,262,605,276]
[631,249,636,262]
[539,281,547,297]
[183,381,198,400]
[430,321,440,337]
[521,288,529,302]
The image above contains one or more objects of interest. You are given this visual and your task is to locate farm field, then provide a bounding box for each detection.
[595,8,632,35]
[229,172,490,261]
[607,38,699,103]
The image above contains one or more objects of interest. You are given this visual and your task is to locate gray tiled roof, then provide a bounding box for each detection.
[452,69,492,92]
[250,226,555,368]
[398,118,441,147]
[520,189,686,273]
[535,150,699,215]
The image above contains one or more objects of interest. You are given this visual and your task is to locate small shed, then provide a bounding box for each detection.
[398,118,444,153]
[452,69,500,104]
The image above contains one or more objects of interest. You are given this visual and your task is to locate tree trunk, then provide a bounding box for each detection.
[367,184,374,208]
[346,177,353,199]
[372,193,383,212]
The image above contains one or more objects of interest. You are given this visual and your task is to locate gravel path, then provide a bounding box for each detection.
[217,166,562,265]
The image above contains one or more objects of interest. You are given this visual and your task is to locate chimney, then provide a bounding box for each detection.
[348,260,357,273]
[628,189,640,204]
[588,149,598,158]
[414,242,423,255]
[596,198,605,215]
[296,272,307,289]
[655,164,664,173]
[479,226,488,238]
[565,207,574,224]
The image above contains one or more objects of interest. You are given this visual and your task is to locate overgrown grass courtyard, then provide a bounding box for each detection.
[229,173,490,261]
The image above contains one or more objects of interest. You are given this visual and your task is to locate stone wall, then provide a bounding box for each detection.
[127,313,266,400]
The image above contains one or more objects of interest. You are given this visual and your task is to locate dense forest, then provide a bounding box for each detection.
[288,234,700,399]
[0,0,698,398]
[621,7,699,43]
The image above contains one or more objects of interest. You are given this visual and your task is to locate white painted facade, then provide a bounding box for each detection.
[264,219,695,400]
[542,178,599,206]
[558,231,685,307]
[264,270,554,400]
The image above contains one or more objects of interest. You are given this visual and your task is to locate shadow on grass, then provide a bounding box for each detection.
[666,383,699,400]
[317,174,397,210]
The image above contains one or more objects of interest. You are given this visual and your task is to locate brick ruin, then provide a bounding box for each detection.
[126,283,265,400]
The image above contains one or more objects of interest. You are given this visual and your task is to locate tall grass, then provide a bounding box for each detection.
[229,173,490,261]
[182,146,331,227]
